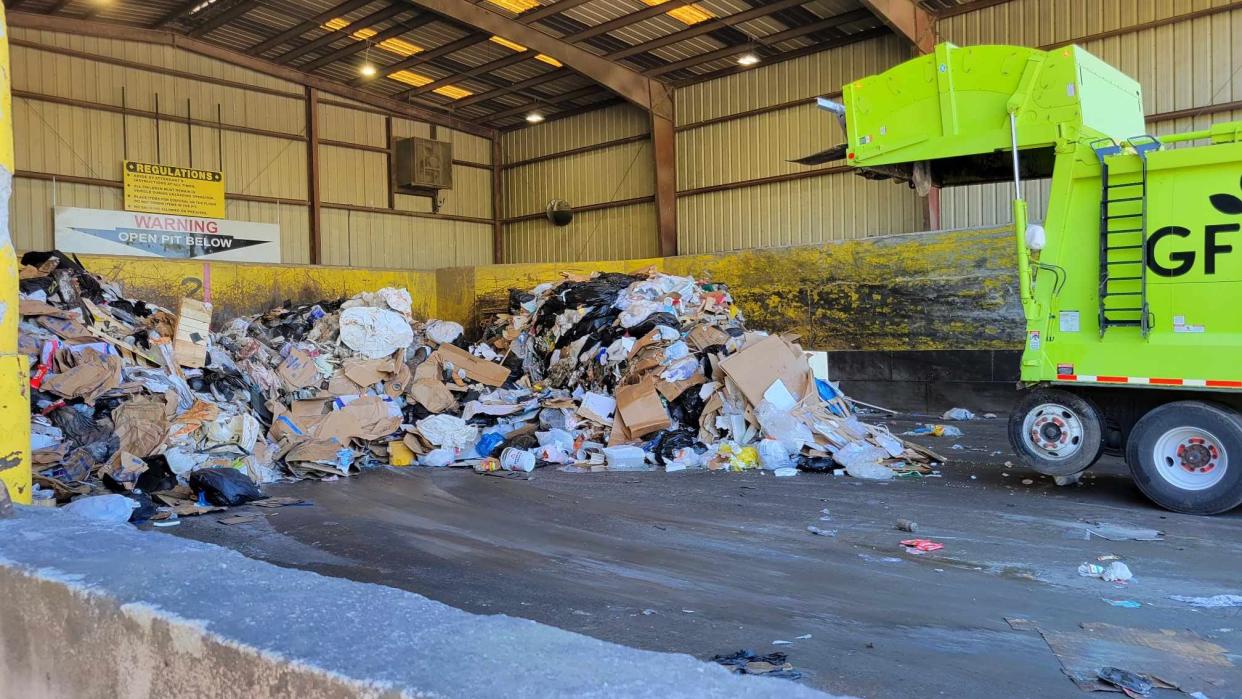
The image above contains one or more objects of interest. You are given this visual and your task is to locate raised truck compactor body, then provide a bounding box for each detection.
[824,43,1242,514]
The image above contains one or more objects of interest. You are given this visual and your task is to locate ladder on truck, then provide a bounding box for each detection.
[1091,135,1161,337]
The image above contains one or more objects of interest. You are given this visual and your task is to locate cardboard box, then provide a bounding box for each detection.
[436,343,511,387]
[718,335,812,408]
[614,379,671,438]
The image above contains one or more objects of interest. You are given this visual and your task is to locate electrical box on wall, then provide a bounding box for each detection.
[393,137,453,192]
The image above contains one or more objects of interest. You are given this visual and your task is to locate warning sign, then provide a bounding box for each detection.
[123,160,225,219]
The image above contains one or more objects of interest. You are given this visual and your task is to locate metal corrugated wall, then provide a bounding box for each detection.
[500,103,658,264]
[938,0,1242,230]
[674,34,925,254]
[9,26,494,269]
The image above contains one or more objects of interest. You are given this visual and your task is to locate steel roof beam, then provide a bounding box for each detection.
[405,0,673,118]
[274,3,409,64]
[248,0,374,55]
[859,0,936,53]
[188,0,262,38]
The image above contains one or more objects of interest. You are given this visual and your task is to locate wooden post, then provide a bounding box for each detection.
[305,86,322,264]
[651,110,678,257]
[492,138,504,264]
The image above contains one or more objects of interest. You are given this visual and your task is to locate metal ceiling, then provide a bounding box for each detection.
[5,0,984,129]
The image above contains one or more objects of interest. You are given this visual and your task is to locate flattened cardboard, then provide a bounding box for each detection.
[608,408,634,446]
[409,379,457,414]
[687,324,729,352]
[277,348,320,390]
[718,335,811,408]
[656,370,706,401]
[436,343,510,387]
[172,298,212,369]
[614,379,670,438]
[315,396,401,445]
[291,398,332,417]
[326,370,363,396]
[113,396,168,457]
[342,357,395,388]
[18,300,71,318]
[42,348,123,405]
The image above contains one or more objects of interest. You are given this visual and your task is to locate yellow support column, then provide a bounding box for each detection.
[0,5,31,505]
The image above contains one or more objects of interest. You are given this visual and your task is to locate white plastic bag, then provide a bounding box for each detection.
[834,442,893,480]
[1025,223,1046,251]
[756,401,812,454]
[421,448,456,467]
[416,414,479,450]
[425,319,464,345]
[63,495,137,523]
[339,307,414,359]
[757,438,792,471]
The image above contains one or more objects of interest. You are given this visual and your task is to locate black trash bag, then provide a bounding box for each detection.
[557,272,638,308]
[500,431,539,452]
[108,298,154,320]
[189,467,265,507]
[19,275,56,296]
[553,305,619,350]
[21,249,87,272]
[649,428,704,465]
[711,649,802,681]
[122,491,158,524]
[795,455,836,473]
[508,288,536,314]
[668,387,706,428]
[136,455,178,494]
[627,311,680,339]
[402,400,433,424]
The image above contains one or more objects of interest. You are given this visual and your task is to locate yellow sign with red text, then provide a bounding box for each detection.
[123,160,225,219]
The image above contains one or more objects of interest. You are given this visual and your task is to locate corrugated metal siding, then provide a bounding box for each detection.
[677,102,838,190]
[673,32,922,254]
[12,27,300,95]
[938,2,1242,229]
[11,29,495,270]
[503,103,650,164]
[503,141,654,217]
[319,144,387,208]
[446,128,493,165]
[676,35,909,126]
[393,165,493,220]
[319,102,385,148]
[11,42,304,136]
[320,209,492,269]
[12,97,308,201]
[11,178,122,251]
[504,203,660,264]
[677,173,925,255]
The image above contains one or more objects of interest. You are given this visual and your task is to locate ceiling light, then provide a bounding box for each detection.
[737,53,760,67]
[360,63,377,77]
[525,113,545,124]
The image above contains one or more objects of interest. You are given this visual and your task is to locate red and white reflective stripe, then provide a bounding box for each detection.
[1056,374,1242,389]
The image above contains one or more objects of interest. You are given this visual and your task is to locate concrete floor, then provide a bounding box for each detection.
[172,416,1242,698]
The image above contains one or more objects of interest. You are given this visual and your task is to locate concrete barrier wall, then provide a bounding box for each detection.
[65,227,1023,411]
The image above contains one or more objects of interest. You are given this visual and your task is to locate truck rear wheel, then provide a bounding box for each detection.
[1008,388,1104,476]
[1126,401,1242,515]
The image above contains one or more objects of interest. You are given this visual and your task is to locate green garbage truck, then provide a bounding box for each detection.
[808,42,1242,514]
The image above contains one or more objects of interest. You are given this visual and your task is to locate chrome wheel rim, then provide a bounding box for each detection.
[1153,426,1228,491]
[1022,403,1085,461]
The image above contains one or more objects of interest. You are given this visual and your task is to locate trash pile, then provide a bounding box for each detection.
[18,252,942,519]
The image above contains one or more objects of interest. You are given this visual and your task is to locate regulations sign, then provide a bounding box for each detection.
[123,160,226,219]
[54,207,281,263]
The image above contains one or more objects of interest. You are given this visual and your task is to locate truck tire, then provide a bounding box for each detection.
[1126,401,1242,515]
[1008,388,1104,476]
